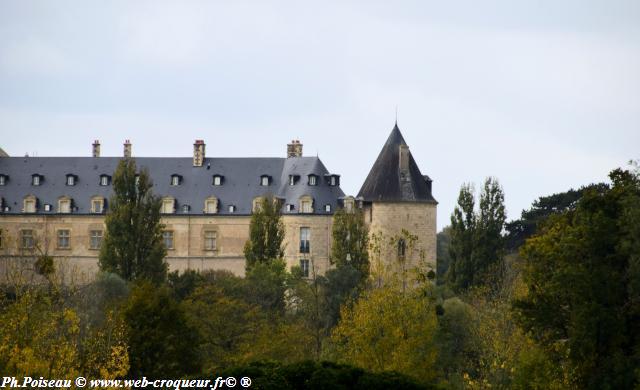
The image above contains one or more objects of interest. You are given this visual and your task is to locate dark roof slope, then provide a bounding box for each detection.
[0,156,344,215]
[357,124,437,203]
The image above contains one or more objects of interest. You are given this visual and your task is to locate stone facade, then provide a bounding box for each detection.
[0,213,334,281]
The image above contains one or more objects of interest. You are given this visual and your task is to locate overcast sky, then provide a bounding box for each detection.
[1,1,638,230]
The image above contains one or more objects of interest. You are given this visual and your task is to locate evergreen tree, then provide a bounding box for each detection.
[446,178,506,292]
[330,208,369,278]
[99,159,167,284]
[243,194,285,270]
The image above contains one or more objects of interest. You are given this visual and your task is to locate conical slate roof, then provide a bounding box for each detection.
[357,124,436,203]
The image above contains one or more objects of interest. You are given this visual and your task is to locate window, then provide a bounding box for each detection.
[204,197,218,214]
[57,229,70,249]
[252,197,264,213]
[0,174,7,186]
[23,196,37,213]
[308,175,317,186]
[171,175,181,186]
[300,259,310,278]
[286,204,294,212]
[397,239,406,260]
[260,175,270,186]
[90,230,103,250]
[300,227,310,253]
[58,197,72,213]
[182,204,190,213]
[299,196,313,213]
[161,197,175,214]
[324,204,331,212]
[228,205,236,213]
[204,231,217,251]
[288,175,299,186]
[163,231,174,250]
[213,175,223,186]
[329,175,339,186]
[21,230,34,249]
[44,204,52,212]
[66,174,76,186]
[32,174,41,186]
[91,197,104,213]
[100,175,110,186]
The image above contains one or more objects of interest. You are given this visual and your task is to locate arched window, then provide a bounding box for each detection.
[23,195,37,213]
[91,196,105,213]
[58,196,72,213]
[299,195,313,213]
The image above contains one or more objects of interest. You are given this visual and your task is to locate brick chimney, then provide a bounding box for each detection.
[92,140,100,158]
[193,140,205,167]
[287,140,303,158]
[123,140,132,158]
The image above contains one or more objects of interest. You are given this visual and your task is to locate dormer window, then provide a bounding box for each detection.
[0,174,7,186]
[308,175,318,186]
[286,204,294,212]
[44,204,52,212]
[182,204,191,213]
[299,195,313,213]
[260,175,271,186]
[228,205,236,213]
[327,174,340,186]
[161,197,175,214]
[99,175,111,186]
[204,196,218,214]
[23,195,37,213]
[213,175,224,186]
[58,196,72,213]
[324,204,331,212]
[91,196,105,213]
[289,175,300,186]
[66,174,77,186]
[170,174,182,186]
[32,174,43,186]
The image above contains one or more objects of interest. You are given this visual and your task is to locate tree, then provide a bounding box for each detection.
[330,285,439,384]
[513,168,640,389]
[99,159,167,284]
[243,195,285,270]
[447,178,506,292]
[123,281,201,378]
[330,208,369,278]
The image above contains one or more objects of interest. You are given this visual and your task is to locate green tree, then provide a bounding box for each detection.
[99,159,167,284]
[243,195,285,270]
[124,281,201,378]
[330,208,369,278]
[447,178,506,292]
[513,168,640,389]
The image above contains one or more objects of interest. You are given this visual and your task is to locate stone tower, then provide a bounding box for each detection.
[357,123,437,273]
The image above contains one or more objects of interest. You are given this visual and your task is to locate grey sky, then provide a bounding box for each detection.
[1,1,638,230]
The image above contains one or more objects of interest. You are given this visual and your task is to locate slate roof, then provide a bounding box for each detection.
[0,156,344,215]
[357,124,437,203]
